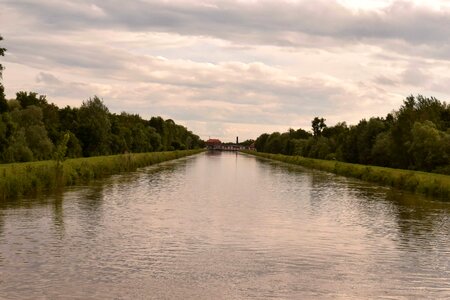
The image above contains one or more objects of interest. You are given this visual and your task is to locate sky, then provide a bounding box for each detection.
[1,0,450,142]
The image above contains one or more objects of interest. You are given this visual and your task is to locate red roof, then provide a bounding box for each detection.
[206,138,222,144]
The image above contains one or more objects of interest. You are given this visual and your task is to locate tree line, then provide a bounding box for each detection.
[0,36,203,163]
[255,95,450,175]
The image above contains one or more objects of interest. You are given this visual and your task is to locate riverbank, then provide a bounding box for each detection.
[0,149,204,199]
[242,151,450,199]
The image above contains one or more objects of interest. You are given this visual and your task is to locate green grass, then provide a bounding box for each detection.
[242,151,450,200]
[0,149,204,200]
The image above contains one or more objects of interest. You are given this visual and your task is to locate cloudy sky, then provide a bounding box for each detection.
[2,0,450,141]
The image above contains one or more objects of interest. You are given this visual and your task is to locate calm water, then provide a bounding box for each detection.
[0,152,449,299]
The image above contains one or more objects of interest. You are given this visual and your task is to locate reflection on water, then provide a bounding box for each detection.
[52,193,65,239]
[0,152,449,299]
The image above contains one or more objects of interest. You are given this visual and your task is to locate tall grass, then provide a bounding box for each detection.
[242,151,450,200]
[0,149,203,200]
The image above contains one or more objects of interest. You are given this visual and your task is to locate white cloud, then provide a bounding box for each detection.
[1,0,449,141]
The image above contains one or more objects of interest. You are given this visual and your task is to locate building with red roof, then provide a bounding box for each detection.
[206,138,222,150]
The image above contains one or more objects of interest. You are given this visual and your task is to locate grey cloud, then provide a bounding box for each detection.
[20,38,397,127]
[36,72,61,85]
[160,104,277,125]
[7,37,126,72]
[1,26,401,131]
[374,75,398,86]
[5,0,450,54]
[34,72,99,100]
[401,65,430,86]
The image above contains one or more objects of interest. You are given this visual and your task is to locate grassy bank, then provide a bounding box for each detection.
[0,149,204,200]
[242,151,450,200]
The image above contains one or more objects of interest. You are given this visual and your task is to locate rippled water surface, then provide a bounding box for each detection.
[1,152,449,299]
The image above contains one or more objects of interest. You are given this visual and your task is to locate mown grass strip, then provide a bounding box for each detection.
[0,149,204,200]
[242,151,450,200]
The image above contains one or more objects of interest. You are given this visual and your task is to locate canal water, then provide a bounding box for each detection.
[0,152,449,299]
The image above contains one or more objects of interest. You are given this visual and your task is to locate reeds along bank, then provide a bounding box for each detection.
[0,150,203,200]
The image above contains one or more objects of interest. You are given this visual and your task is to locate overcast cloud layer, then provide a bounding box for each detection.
[2,0,450,141]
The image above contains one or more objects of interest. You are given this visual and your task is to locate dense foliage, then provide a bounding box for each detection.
[0,35,203,163]
[254,95,450,174]
[0,93,203,163]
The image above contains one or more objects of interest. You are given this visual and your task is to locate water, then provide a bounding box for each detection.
[0,152,449,299]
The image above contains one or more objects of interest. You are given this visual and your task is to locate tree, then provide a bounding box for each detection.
[0,35,8,113]
[148,127,162,151]
[303,136,332,159]
[386,95,450,168]
[0,35,5,76]
[110,112,163,154]
[41,102,60,144]
[77,96,112,156]
[0,35,5,83]
[239,139,255,146]
[53,131,72,166]
[409,121,449,171]
[288,128,311,139]
[264,132,284,153]
[0,85,8,113]
[26,125,54,160]
[312,117,326,137]
[16,91,48,108]
[59,105,79,134]
[371,132,394,167]
[65,131,83,158]
[254,133,269,152]
[0,113,11,155]
[148,116,200,151]
[290,138,309,156]
[16,92,62,143]
[355,118,387,164]
[3,129,34,162]
[322,122,348,160]
[9,105,54,161]
[341,126,359,163]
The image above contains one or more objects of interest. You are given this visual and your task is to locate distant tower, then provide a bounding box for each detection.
[236,136,239,144]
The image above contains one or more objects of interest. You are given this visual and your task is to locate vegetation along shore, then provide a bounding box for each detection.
[243,151,450,200]
[248,94,450,199]
[253,95,450,176]
[0,149,203,200]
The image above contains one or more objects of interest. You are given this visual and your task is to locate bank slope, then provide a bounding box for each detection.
[0,149,204,200]
[243,151,450,200]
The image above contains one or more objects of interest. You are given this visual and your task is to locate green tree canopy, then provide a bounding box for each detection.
[409,121,450,171]
[253,95,450,175]
[312,117,326,137]
[77,96,111,157]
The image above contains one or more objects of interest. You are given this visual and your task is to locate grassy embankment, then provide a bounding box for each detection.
[0,149,204,200]
[242,151,450,200]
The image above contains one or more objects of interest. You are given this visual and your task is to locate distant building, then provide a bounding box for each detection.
[205,137,256,151]
[206,138,222,150]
